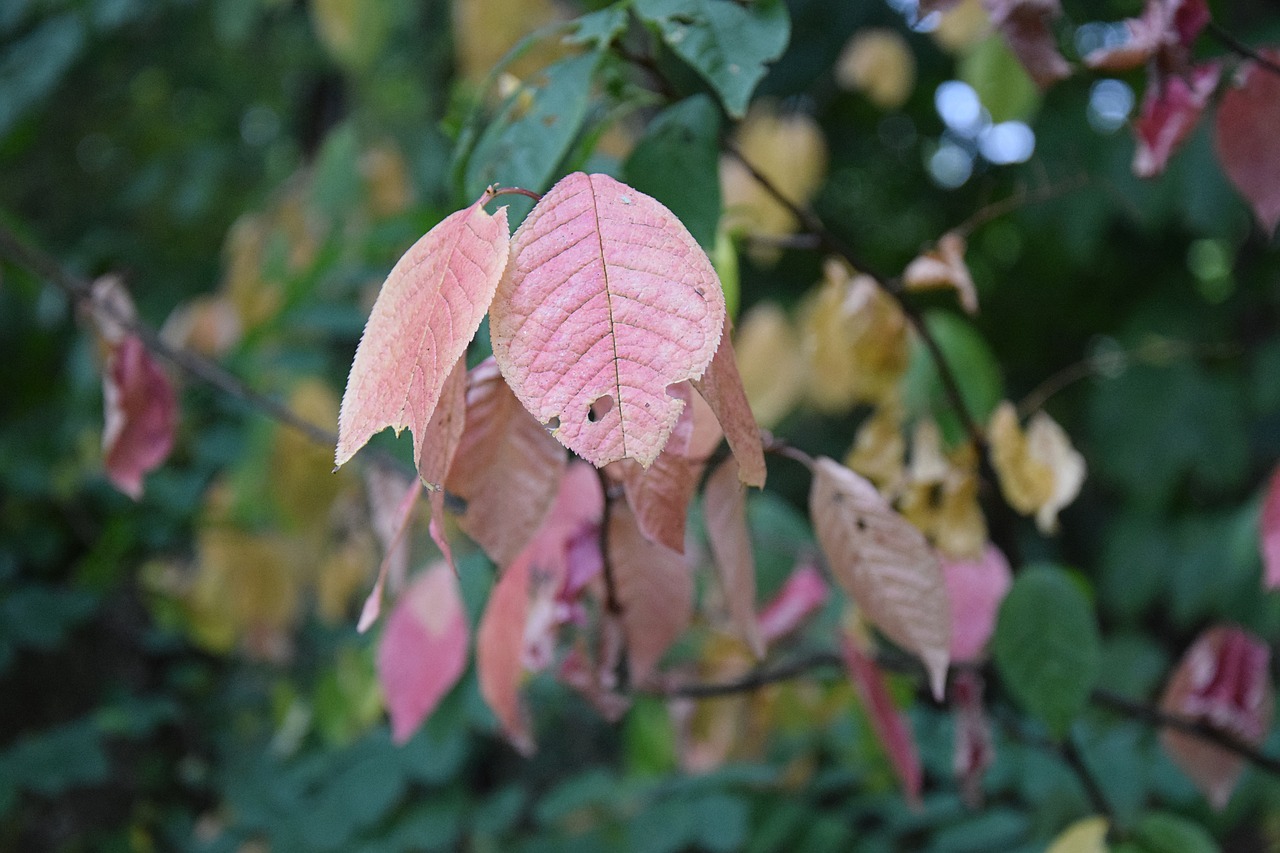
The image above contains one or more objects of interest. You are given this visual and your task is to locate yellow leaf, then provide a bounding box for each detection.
[836,29,916,110]
[1046,816,1110,853]
[360,143,414,219]
[800,260,910,412]
[733,303,805,429]
[188,528,301,660]
[845,398,906,490]
[161,296,241,358]
[898,421,987,559]
[988,402,1085,533]
[931,0,991,54]
[271,380,344,528]
[315,535,376,625]
[310,0,390,71]
[452,0,566,84]
[903,232,979,315]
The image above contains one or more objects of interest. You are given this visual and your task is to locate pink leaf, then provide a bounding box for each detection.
[704,457,764,658]
[1215,52,1280,235]
[365,465,418,595]
[490,173,726,468]
[336,196,509,472]
[447,357,567,566]
[1134,62,1220,179]
[376,562,469,743]
[1085,0,1209,72]
[608,499,694,685]
[810,457,950,700]
[1262,465,1280,590]
[757,558,830,646]
[984,0,1071,89]
[691,317,767,488]
[619,385,703,553]
[1159,625,1274,810]
[477,551,536,754]
[841,628,924,808]
[421,357,468,571]
[102,335,177,500]
[941,544,1013,663]
[951,668,994,808]
[358,477,422,633]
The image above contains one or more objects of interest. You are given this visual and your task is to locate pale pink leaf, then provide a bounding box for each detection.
[376,562,469,743]
[941,544,1013,663]
[336,196,509,471]
[358,478,422,633]
[446,357,567,566]
[1262,465,1280,590]
[1159,625,1274,810]
[691,317,767,488]
[477,552,535,754]
[421,357,468,571]
[704,457,764,658]
[365,465,418,594]
[1215,52,1280,235]
[558,622,631,722]
[1134,62,1220,179]
[984,0,1071,89]
[810,457,950,700]
[687,381,726,461]
[841,628,924,808]
[1085,0,1209,72]
[951,668,994,808]
[608,500,694,685]
[102,335,177,500]
[617,384,701,552]
[902,232,978,315]
[757,558,830,646]
[490,172,726,468]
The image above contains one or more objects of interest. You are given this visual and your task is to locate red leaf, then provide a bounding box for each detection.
[810,458,951,700]
[1085,0,1209,72]
[1134,62,1220,179]
[447,357,567,566]
[477,551,535,754]
[619,385,703,553]
[336,195,509,472]
[691,317,767,488]
[377,562,469,743]
[951,668,994,808]
[841,628,923,808]
[490,173,727,468]
[608,500,694,685]
[757,558,829,646]
[1215,52,1280,235]
[1159,625,1274,810]
[1262,465,1280,590]
[941,544,1012,663]
[704,457,764,657]
[102,335,177,499]
[984,0,1071,89]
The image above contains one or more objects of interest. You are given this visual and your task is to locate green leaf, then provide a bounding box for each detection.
[566,5,631,48]
[958,35,1039,124]
[634,0,789,118]
[992,565,1101,738]
[0,13,85,137]
[623,94,722,249]
[462,50,603,204]
[1132,811,1219,853]
[902,311,1003,446]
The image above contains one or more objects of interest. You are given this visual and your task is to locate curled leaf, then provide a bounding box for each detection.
[490,172,726,468]
[477,552,535,754]
[336,196,509,472]
[810,457,950,700]
[757,558,829,646]
[903,232,978,315]
[1133,62,1220,179]
[102,335,177,500]
[691,316,767,488]
[951,669,994,808]
[988,402,1084,534]
[1215,51,1280,235]
[704,457,763,658]
[984,0,1070,90]
[377,562,469,743]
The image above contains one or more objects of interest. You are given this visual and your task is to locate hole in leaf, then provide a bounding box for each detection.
[855,517,867,532]
[545,416,561,432]
[587,396,614,423]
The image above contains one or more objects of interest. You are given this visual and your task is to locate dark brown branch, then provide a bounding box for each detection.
[1062,733,1117,824]
[1208,22,1280,78]
[596,467,624,616]
[663,651,843,698]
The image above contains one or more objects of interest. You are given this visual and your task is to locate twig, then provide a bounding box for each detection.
[1208,22,1280,78]
[663,651,843,698]
[1062,733,1117,824]
[949,173,1092,240]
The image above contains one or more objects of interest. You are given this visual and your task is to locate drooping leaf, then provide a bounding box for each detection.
[898,420,988,559]
[377,563,469,743]
[809,457,950,700]
[1084,0,1209,72]
[490,172,727,468]
[102,335,177,500]
[1158,625,1273,810]
[446,357,566,567]
[903,232,978,315]
[462,51,602,202]
[942,544,1013,663]
[1133,63,1220,179]
[951,668,994,808]
[992,565,1101,738]
[358,472,421,633]
[607,500,693,685]
[841,627,923,808]
[1262,465,1280,590]
[988,401,1085,534]
[336,196,509,474]
[756,558,829,645]
[423,358,468,569]
[984,0,1070,90]
[1045,816,1109,853]
[618,383,701,553]
[634,0,790,118]
[477,552,535,754]
[623,95,723,250]
[1215,51,1280,235]
[732,303,805,430]
[692,318,766,488]
[704,457,763,658]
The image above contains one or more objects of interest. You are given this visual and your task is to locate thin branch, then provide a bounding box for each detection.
[1208,22,1280,78]
[949,172,1092,240]
[1062,733,1117,824]
[663,651,843,699]
[596,467,624,616]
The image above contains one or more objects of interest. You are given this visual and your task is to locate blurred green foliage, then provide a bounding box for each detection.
[3,0,1280,850]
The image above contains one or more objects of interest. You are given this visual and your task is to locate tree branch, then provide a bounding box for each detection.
[1208,22,1280,79]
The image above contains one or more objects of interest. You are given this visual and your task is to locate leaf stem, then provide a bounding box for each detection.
[486,185,543,205]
